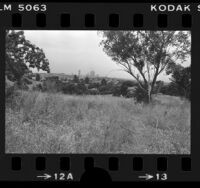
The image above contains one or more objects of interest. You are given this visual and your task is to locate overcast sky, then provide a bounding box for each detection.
[23,30,190,82]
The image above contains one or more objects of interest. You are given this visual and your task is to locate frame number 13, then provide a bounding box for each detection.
[156,173,168,181]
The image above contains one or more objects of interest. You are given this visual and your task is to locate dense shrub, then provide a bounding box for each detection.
[132,85,149,103]
[5,85,15,99]
[159,83,191,100]
[126,90,135,98]
[112,86,121,96]
[62,83,76,94]
[62,83,88,95]
[84,77,90,84]
[33,83,43,91]
[101,78,107,85]
[36,74,40,81]
[88,83,100,89]
[88,88,99,95]
[42,80,62,93]
[22,77,32,85]
[75,83,88,95]
[99,84,114,95]
[120,81,136,97]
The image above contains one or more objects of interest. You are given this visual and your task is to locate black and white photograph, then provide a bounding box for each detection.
[5,30,191,154]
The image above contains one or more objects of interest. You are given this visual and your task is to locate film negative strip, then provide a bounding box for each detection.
[0,0,200,183]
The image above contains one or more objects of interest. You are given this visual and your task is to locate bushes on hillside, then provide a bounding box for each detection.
[62,83,88,95]
[42,79,63,93]
[33,84,43,91]
[7,73,190,102]
[112,86,121,96]
[132,86,149,103]
[36,74,40,81]
[6,85,15,99]
[120,81,136,97]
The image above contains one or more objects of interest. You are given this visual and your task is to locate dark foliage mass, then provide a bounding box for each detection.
[160,65,191,100]
[132,86,149,103]
[36,74,40,81]
[120,81,136,97]
[5,30,50,98]
[5,30,50,84]
[62,83,88,95]
[170,65,191,100]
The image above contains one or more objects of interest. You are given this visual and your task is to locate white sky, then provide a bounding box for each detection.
[23,30,191,82]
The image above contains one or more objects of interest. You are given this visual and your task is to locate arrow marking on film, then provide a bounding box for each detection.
[138,174,154,180]
[37,173,52,180]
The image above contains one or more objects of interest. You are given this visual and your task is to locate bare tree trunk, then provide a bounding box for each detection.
[146,60,152,103]
[148,83,152,103]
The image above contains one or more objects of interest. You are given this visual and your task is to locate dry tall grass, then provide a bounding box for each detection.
[5,90,190,154]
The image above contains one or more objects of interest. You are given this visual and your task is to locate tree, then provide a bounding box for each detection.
[99,31,191,103]
[62,83,75,94]
[76,83,88,95]
[132,86,148,103]
[84,76,90,84]
[112,85,121,96]
[36,74,40,81]
[168,65,191,100]
[73,75,79,83]
[101,78,107,85]
[6,30,50,85]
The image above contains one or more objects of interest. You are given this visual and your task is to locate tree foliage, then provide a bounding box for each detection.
[120,80,135,97]
[99,31,191,102]
[73,75,79,83]
[36,74,40,81]
[168,65,191,100]
[101,78,107,85]
[6,30,50,83]
[84,76,90,84]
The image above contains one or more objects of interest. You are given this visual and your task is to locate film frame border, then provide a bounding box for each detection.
[0,2,199,182]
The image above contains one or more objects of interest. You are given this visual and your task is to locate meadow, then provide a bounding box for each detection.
[5,91,190,154]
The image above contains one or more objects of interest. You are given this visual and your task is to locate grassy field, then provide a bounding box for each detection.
[5,91,190,154]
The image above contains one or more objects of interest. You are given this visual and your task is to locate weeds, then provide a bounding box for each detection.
[5,91,190,154]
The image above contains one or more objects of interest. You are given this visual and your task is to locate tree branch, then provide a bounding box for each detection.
[120,60,147,92]
[129,56,148,86]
